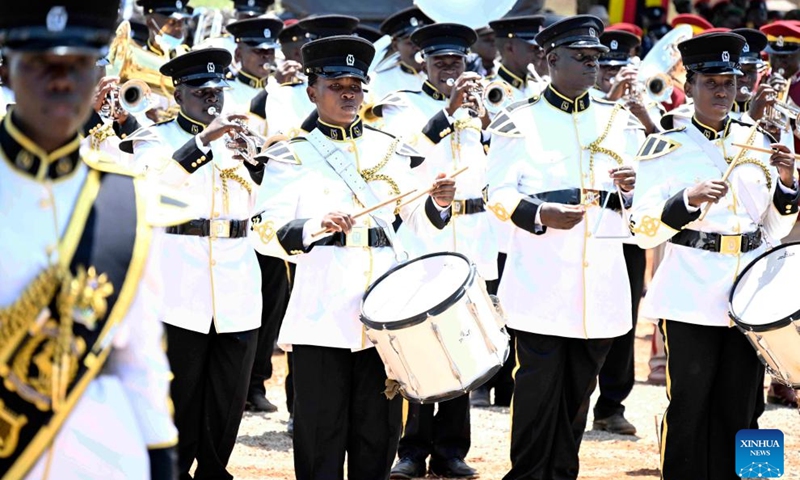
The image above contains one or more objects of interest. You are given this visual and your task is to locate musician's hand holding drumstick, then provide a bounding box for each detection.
[319,212,355,234]
[610,166,636,192]
[430,172,457,208]
[686,180,729,208]
[769,143,797,188]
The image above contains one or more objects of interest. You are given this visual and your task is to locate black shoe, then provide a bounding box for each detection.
[286,415,294,437]
[592,412,637,435]
[429,458,478,478]
[470,387,490,408]
[246,393,278,413]
[390,458,426,479]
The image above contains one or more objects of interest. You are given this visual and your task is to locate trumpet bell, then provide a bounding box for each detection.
[108,21,175,100]
[637,24,692,103]
[119,79,152,114]
[483,80,514,115]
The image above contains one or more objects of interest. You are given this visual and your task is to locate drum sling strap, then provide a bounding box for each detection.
[305,128,408,260]
[0,170,144,480]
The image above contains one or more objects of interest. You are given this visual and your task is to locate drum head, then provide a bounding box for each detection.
[730,242,800,331]
[361,252,474,330]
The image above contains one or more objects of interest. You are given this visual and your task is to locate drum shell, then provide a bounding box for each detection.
[363,256,509,403]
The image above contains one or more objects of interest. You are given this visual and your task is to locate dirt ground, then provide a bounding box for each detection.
[227,316,800,480]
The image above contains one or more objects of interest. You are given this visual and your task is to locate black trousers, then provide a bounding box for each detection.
[165,323,258,480]
[594,243,646,419]
[248,253,291,396]
[482,253,515,405]
[292,345,402,480]
[659,320,763,480]
[397,394,471,465]
[505,331,613,480]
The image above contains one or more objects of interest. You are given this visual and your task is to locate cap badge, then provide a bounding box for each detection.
[743,42,750,53]
[207,62,216,73]
[589,27,596,38]
[248,0,256,5]
[777,36,785,47]
[721,51,730,62]
[46,6,68,33]
[610,40,618,50]
[410,17,419,27]
[176,0,183,9]
[264,29,272,38]
[346,54,355,66]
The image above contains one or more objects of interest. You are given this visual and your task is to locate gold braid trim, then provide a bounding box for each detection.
[360,139,402,213]
[725,156,772,190]
[586,104,624,185]
[216,166,252,214]
[88,123,115,151]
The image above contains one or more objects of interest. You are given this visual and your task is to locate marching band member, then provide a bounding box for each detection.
[265,15,359,138]
[0,1,179,478]
[486,15,642,479]
[232,0,274,20]
[278,20,308,64]
[121,48,263,480]
[251,35,456,480]
[468,26,498,77]
[369,7,432,103]
[223,17,283,133]
[375,22,486,480]
[586,27,648,437]
[488,16,550,98]
[630,32,799,480]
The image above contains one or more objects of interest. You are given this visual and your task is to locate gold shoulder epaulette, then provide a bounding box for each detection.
[635,132,683,161]
[256,140,301,165]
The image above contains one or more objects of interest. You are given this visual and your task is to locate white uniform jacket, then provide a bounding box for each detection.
[368,61,427,107]
[121,112,263,334]
[265,81,314,138]
[486,85,645,339]
[0,112,177,479]
[375,81,498,279]
[251,116,451,351]
[630,115,799,326]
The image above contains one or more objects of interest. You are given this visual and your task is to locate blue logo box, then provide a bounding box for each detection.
[736,429,784,478]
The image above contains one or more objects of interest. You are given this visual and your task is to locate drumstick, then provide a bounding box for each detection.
[698,125,758,221]
[731,142,800,160]
[311,188,418,238]
[396,166,470,210]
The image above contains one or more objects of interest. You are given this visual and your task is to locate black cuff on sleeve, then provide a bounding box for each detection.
[422,110,454,145]
[511,196,546,235]
[243,160,264,185]
[277,218,313,254]
[249,90,267,119]
[81,110,105,137]
[113,115,141,140]
[661,188,700,230]
[148,447,177,480]
[410,155,425,168]
[426,196,450,229]
[773,181,800,215]
[173,138,213,174]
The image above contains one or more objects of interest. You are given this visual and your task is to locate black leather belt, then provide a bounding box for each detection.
[530,188,628,211]
[452,197,486,215]
[166,219,250,238]
[670,229,762,255]
[331,227,390,248]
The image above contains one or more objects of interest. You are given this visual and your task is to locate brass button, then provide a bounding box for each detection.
[583,261,589,267]
[45,244,56,255]
[200,156,206,161]
[39,198,51,209]
[121,133,127,139]
[363,271,370,277]
[211,260,216,266]
[215,187,220,192]
[213,212,220,218]
[585,231,591,238]
[191,162,197,168]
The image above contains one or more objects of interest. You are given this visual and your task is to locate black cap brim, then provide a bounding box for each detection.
[241,40,279,50]
[565,41,610,52]
[423,48,468,58]
[315,70,369,84]
[765,44,800,54]
[598,58,630,66]
[689,66,743,75]
[184,77,231,89]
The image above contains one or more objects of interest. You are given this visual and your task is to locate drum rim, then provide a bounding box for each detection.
[728,241,800,332]
[359,251,475,331]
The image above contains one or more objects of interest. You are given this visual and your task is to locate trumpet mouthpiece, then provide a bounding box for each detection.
[740,86,751,95]
[207,106,218,116]
[446,78,456,87]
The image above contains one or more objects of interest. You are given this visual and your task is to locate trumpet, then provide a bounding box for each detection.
[762,70,795,132]
[207,106,264,166]
[99,79,152,119]
[445,77,514,118]
[446,77,484,118]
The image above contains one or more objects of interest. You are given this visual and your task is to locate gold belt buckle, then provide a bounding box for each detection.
[581,189,601,208]
[346,226,369,247]
[452,200,466,216]
[210,219,231,238]
[720,235,742,255]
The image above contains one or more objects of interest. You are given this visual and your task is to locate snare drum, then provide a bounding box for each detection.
[729,242,800,388]
[360,252,509,403]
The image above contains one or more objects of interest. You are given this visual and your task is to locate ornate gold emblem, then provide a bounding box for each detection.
[252,216,276,244]
[59,266,114,331]
[630,215,661,237]
[0,399,27,458]
[488,203,511,222]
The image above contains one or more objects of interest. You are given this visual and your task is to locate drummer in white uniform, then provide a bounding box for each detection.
[251,35,456,480]
[630,32,799,480]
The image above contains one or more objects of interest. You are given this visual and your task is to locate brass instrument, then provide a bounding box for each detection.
[99,79,153,119]
[207,107,289,166]
[482,80,514,115]
[446,77,485,118]
[107,21,174,100]
[192,7,226,48]
[762,69,795,132]
[636,24,693,103]
[415,0,516,29]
